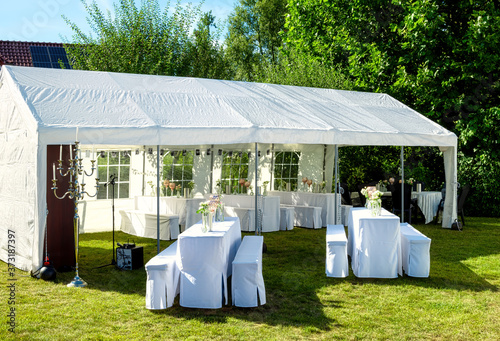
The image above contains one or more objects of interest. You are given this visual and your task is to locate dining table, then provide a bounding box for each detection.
[176,217,241,309]
[411,191,442,224]
[268,191,335,227]
[214,194,280,232]
[348,207,402,278]
[134,196,205,231]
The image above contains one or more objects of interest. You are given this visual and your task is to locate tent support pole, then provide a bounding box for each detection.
[401,146,404,223]
[142,146,146,196]
[334,145,339,224]
[156,145,160,255]
[254,143,259,235]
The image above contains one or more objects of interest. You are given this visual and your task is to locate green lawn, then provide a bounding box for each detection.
[2,217,499,340]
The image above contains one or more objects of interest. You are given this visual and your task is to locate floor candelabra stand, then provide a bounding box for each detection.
[51,138,99,288]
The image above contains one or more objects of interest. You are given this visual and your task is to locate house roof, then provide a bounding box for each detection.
[0,40,67,67]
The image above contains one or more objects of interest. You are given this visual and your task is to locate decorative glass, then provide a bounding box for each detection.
[366,199,382,217]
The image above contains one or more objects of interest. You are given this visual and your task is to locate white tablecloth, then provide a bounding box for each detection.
[348,208,402,278]
[134,196,205,230]
[215,194,280,232]
[269,191,334,227]
[411,191,442,224]
[119,210,179,240]
[176,217,241,309]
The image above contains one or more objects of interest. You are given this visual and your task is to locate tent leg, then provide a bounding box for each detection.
[401,146,404,223]
[156,145,160,255]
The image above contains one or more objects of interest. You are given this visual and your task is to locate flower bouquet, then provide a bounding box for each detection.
[262,181,269,196]
[168,182,176,196]
[197,199,218,232]
[361,186,383,216]
[301,177,308,191]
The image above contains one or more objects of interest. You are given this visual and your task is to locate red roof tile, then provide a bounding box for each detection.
[0,40,66,67]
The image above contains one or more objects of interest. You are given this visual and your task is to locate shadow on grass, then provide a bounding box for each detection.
[50,217,498,330]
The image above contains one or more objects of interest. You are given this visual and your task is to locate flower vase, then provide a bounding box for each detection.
[176,190,180,198]
[201,212,213,232]
[262,186,267,196]
[366,199,382,217]
[215,204,224,222]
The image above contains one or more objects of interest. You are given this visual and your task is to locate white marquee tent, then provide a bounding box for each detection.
[0,65,457,272]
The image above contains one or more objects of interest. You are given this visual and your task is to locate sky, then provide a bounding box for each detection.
[0,0,235,43]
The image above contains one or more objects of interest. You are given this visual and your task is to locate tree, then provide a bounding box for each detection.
[188,11,232,79]
[284,0,500,216]
[63,0,202,77]
[225,0,287,80]
[256,48,353,90]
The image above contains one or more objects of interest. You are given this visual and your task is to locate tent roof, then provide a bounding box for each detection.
[1,65,456,147]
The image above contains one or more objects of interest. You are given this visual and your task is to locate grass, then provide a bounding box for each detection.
[1,217,499,340]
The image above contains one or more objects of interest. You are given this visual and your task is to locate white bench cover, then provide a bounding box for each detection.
[279,206,295,231]
[400,223,431,277]
[326,224,349,278]
[145,241,180,309]
[282,204,322,229]
[232,235,266,307]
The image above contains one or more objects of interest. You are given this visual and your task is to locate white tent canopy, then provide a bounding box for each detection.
[0,65,458,272]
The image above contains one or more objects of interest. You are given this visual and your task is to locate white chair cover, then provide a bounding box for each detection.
[232,235,266,307]
[400,223,431,277]
[145,241,180,309]
[279,206,295,231]
[326,224,349,278]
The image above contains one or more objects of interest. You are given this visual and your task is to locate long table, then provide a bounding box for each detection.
[348,208,402,278]
[269,191,334,227]
[216,194,280,232]
[134,196,205,230]
[176,217,241,309]
[411,191,442,224]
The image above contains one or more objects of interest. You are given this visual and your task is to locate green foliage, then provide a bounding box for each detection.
[225,0,287,80]
[255,49,354,90]
[338,146,444,193]
[284,0,500,216]
[63,0,228,79]
[187,11,233,79]
[456,107,500,216]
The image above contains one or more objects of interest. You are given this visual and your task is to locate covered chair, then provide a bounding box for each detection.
[338,183,352,206]
[436,184,470,225]
[391,183,414,223]
[435,187,447,224]
[457,185,471,226]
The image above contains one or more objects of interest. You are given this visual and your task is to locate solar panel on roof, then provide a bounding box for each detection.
[29,46,71,69]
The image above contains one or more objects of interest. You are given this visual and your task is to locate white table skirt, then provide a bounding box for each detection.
[348,208,402,278]
[134,196,204,229]
[411,191,442,224]
[119,210,179,240]
[269,191,334,226]
[213,194,280,232]
[176,217,241,309]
